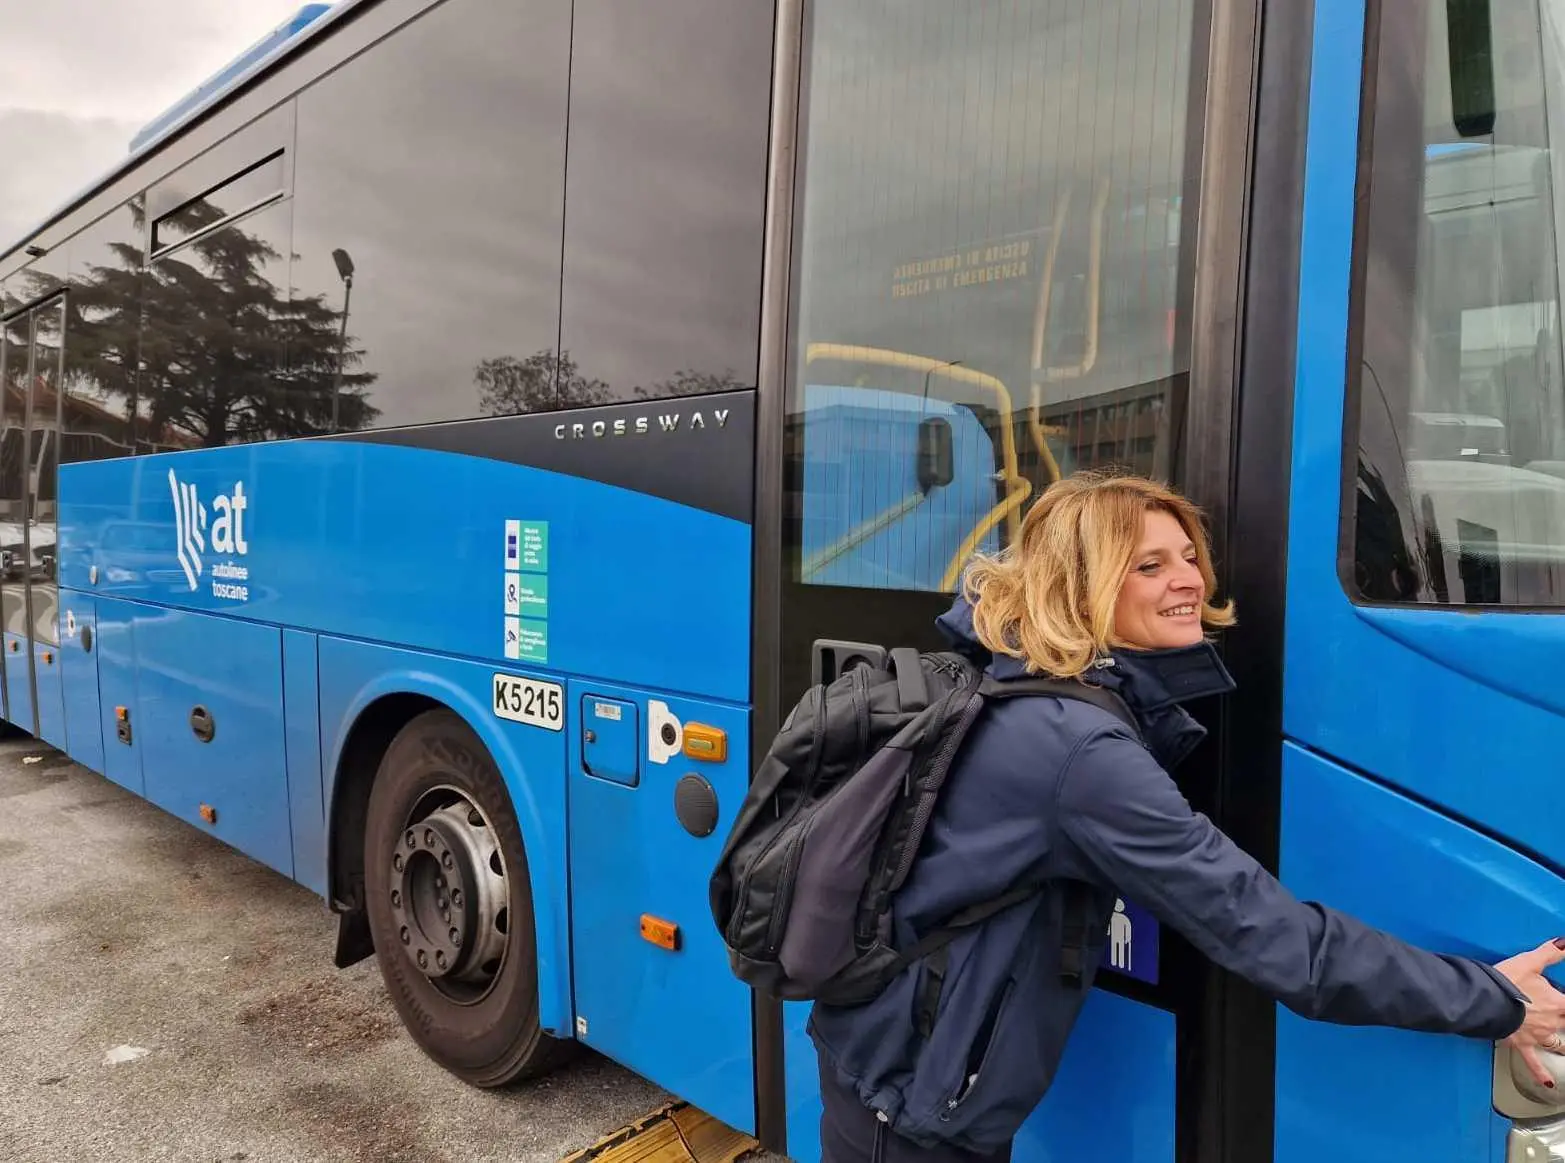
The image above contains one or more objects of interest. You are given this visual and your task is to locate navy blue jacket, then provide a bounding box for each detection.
[808,594,1526,1152]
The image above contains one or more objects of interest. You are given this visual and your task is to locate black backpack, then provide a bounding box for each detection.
[708,646,1142,1008]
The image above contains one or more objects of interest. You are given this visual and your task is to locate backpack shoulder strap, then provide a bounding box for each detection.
[978,674,1142,741]
[888,647,931,711]
[1057,879,1095,982]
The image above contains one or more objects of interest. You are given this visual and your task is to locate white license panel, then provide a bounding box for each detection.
[492,673,564,731]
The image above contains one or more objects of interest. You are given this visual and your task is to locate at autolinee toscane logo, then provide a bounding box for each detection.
[168,469,252,600]
[169,469,207,591]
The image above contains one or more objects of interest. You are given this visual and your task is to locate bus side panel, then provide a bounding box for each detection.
[1272,742,1565,1162]
[93,597,142,796]
[567,680,754,1135]
[317,635,573,1038]
[282,629,325,899]
[60,422,754,708]
[135,606,293,879]
[783,991,1176,1163]
[34,636,65,750]
[58,590,104,775]
[3,628,33,734]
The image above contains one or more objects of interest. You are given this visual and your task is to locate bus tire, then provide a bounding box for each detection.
[363,707,569,1087]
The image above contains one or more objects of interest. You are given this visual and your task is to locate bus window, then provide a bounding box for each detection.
[558,0,771,406]
[783,0,1201,615]
[289,0,571,431]
[65,200,158,459]
[1349,0,1565,605]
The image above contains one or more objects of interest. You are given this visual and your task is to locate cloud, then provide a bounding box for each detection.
[1,0,303,248]
[0,109,141,248]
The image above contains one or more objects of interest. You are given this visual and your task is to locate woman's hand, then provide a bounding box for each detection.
[1496,938,1565,1088]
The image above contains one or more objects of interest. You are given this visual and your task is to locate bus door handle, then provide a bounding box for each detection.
[1494,1044,1565,1160]
[189,705,216,744]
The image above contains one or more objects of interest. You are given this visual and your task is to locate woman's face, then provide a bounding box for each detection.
[1112,508,1206,651]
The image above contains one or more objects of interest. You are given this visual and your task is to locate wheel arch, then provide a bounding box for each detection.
[322,670,571,1038]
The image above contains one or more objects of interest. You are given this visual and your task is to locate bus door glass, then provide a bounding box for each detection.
[0,295,65,742]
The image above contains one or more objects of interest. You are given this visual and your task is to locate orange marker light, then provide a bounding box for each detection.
[114,706,129,721]
[682,723,727,764]
[640,915,681,951]
[199,804,218,825]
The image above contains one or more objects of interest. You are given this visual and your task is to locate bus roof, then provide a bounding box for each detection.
[2,0,368,267]
[128,3,336,153]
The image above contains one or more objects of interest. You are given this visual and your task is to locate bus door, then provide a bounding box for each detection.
[0,295,65,746]
[768,3,1225,1159]
[1280,0,1565,1159]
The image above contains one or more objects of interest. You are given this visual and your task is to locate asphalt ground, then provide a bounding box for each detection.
[0,737,672,1163]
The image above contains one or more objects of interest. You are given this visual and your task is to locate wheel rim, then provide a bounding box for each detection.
[386,786,510,1004]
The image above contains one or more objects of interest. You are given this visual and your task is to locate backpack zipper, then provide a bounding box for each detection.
[727,682,831,947]
[765,667,871,954]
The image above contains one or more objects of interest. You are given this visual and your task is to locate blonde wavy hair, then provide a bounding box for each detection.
[962,471,1235,678]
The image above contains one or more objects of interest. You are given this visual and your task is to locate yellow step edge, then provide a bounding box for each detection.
[561,1102,761,1163]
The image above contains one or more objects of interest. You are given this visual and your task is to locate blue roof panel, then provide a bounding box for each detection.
[128,4,335,153]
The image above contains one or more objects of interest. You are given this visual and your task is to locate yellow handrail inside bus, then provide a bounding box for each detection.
[1032,177,1110,384]
[939,475,1032,593]
[1024,178,1111,483]
[805,343,1028,549]
[1025,193,1072,484]
[800,491,926,581]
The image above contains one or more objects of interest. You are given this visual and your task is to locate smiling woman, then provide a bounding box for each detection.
[961,471,1236,678]
[800,467,1565,1163]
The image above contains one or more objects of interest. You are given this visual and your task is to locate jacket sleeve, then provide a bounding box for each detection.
[1055,729,1526,1040]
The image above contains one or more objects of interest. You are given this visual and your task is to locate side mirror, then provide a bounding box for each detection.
[916,416,954,493]
[1447,0,1496,138]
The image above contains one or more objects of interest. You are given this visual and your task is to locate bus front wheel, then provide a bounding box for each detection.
[363,708,567,1087]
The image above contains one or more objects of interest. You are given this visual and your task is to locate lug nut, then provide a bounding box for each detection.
[393,854,403,872]
[435,951,447,970]
[450,928,461,946]
[442,852,454,870]
[400,927,410,945]
[424,828,436,847]
[451,889,463,907]
[417,950,428,969]
[391,890,401,908]
[405,831,415,849]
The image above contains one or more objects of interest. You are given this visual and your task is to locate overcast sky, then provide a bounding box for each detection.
[0,0,303,246]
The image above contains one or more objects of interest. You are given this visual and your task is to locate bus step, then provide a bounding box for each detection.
[561,1101,760,1163]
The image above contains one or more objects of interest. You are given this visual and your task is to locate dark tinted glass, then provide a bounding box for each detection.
[1351,0,1565,605]
[785,0,1200,602]
[63,202,145,461]
[145,103,292,224]
[289,0,571,430]
[27,298,64,646]
[141,200,293,447]
[0,313,31,636]
[558,0,772,404]
[3,246,68,308]
[152,152,285,253]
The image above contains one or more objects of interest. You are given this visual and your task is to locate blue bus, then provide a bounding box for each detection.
[4,0,1564,1158]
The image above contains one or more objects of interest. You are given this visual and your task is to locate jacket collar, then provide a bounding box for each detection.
[987,640,1235,769]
